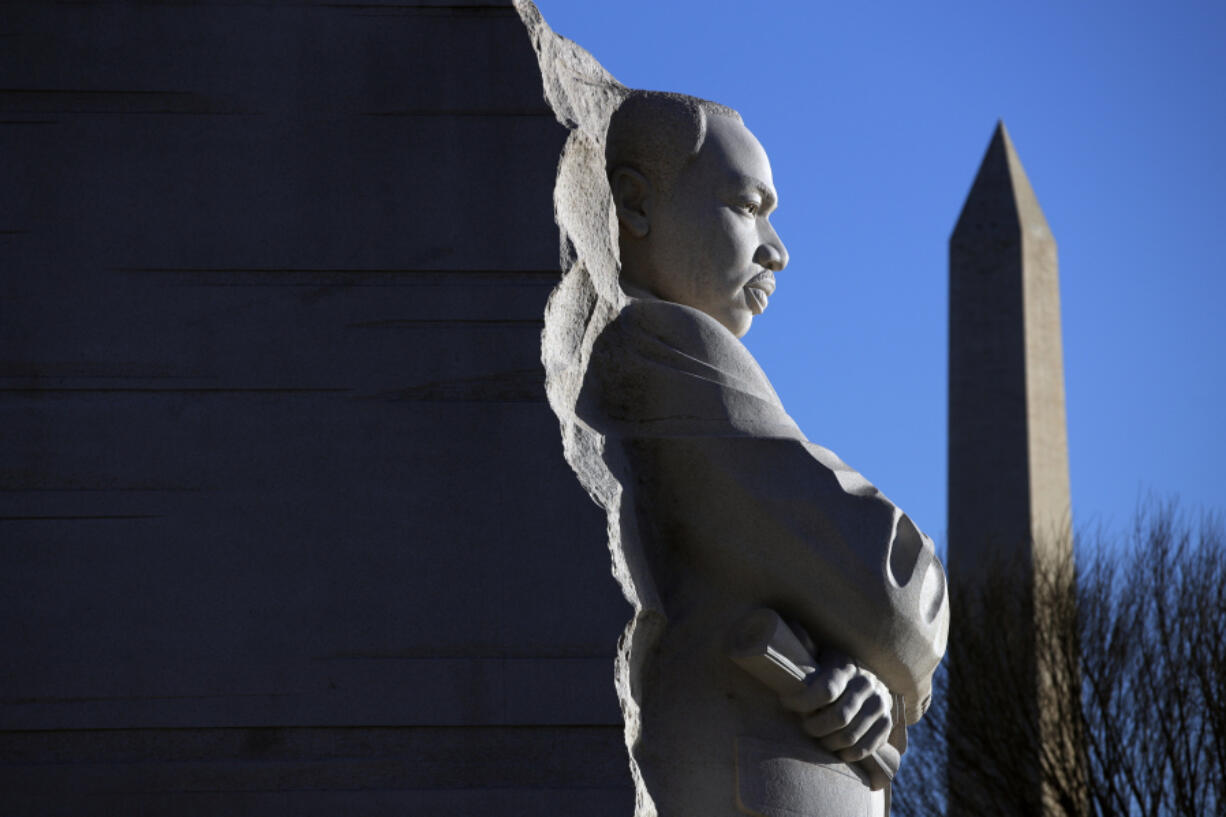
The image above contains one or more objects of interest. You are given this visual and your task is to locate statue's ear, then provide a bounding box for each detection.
[610,167,652,239]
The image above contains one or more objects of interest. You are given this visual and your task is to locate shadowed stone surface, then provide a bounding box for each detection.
[1,1,632,813]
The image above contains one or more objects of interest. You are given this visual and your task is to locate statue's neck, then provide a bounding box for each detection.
[619,280,656,301]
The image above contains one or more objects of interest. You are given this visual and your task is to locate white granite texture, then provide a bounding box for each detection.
[517,4,949,815]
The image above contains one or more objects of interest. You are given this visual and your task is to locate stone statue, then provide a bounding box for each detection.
[517,5,949,816]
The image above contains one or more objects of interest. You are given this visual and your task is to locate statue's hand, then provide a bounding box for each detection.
[780,650,893,763]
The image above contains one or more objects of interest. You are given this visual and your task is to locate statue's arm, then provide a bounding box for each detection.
[623,434,949,722]
[577,301,947,717]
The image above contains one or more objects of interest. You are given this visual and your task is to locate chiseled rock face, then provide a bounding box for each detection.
[516,4,949,815]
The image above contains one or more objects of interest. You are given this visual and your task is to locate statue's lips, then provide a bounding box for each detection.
[744,271,776,315]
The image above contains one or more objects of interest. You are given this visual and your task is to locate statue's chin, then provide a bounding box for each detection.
[726,304,754,339]
[727,314,753,339]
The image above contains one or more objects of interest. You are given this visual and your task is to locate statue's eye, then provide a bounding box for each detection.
[740,201,760,216]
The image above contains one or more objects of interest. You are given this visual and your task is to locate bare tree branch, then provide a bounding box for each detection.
[891,501,1225,817]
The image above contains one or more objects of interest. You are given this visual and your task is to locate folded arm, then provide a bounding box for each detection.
[623,434,949,722]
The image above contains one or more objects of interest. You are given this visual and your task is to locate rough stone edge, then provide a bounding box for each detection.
[513,4,660,816]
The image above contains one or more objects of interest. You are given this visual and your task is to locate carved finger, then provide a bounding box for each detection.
[781,659,855,714]
[801,672,874,738]
[836,713,893,763]
[814,678,888,752]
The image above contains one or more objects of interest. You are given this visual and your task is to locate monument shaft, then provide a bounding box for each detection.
[949,121,1071,573]
[947,122,1076,816]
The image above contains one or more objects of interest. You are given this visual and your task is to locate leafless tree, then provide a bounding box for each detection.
[891,502,1225,817]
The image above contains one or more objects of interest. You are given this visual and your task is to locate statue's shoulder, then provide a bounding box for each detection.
[604,297,764,379]
[613,296,732,342]
[579,297,802,439]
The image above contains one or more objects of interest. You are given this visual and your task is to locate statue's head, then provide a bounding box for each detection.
[606,91,789,338]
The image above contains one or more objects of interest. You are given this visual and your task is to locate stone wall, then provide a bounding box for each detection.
[0,2,631,812]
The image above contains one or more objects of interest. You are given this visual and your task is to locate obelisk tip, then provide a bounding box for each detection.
[952,120,1051,241]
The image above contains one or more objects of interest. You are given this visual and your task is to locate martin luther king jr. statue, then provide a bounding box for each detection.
[518,6,948,816]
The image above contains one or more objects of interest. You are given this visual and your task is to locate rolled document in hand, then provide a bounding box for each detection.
[728,608,901,791]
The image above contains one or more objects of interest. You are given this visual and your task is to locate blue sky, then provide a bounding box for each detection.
[534,0,1226,548]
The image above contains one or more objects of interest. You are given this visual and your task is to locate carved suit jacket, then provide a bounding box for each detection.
[576,297,949,817]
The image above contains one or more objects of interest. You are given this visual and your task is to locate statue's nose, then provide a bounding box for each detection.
[754,230,788,272]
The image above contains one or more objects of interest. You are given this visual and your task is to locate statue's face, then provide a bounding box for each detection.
[640,116,788,337]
